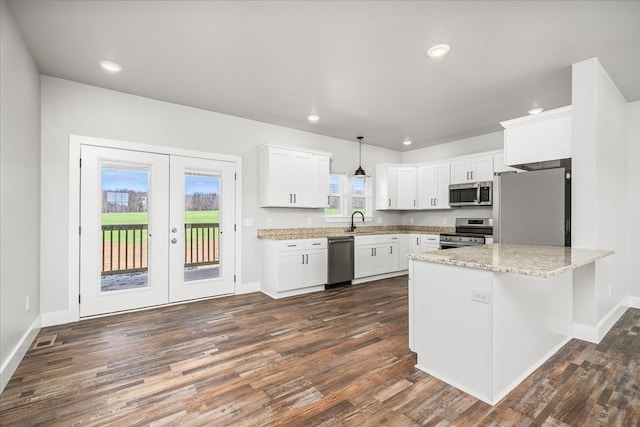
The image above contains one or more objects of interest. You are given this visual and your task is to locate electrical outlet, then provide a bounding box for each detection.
[26,296,30,312]
[243,218,254,227]
[471,289,491,304]
[266,218,273,226]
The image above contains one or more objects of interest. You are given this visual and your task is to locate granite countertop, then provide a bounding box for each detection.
[257,225,455,240]
[407,243,614,278]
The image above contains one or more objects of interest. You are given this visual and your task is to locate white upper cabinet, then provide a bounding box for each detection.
[376,165,417,210]
[417,162,451,209]
[397,166,417,210]
[450,154,494,184]
[500,105,572,167]
[259,145,331,208]
[375,164,399,210]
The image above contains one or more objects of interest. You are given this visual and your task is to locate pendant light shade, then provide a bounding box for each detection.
[354,136,366,177]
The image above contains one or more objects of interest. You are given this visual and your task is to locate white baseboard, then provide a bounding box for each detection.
[627,295,640,309]
[261,285,326,300]
[235,281,261,295]
[1,315,41,393]
[573,302,628,343]
[415,363,493,406]
[352,270,408,285]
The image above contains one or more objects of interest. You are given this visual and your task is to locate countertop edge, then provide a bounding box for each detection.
[408,245,615,278]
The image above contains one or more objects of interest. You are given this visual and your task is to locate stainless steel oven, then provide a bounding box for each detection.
[439,218,493,249]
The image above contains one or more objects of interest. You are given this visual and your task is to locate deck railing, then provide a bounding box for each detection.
[101,223,219,276]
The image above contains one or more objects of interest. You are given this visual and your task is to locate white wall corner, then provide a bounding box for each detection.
[236,281,261,295]
[0,315,41,393]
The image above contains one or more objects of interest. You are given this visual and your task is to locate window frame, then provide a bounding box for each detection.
[324,172,373,223]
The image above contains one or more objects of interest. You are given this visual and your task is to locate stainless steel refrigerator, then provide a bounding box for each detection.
[493,167,571,246]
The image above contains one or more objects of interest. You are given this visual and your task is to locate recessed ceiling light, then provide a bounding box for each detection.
[307,114,320,122]
[403,140,412,146]
[427,44,450,59]
[99,60,122,73]
[528,107,544,115]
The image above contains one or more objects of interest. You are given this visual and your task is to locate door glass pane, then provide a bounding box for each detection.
[184,172,220,282]
[101,166,149,292]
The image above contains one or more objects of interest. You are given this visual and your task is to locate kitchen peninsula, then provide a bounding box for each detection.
[407,243,613,405]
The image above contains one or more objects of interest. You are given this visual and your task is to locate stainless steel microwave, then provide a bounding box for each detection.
[449,181,493,207]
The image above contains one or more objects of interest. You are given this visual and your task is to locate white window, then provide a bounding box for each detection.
[324,173,372,221]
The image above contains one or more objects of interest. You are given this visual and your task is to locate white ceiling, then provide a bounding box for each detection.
[7,0,640,151]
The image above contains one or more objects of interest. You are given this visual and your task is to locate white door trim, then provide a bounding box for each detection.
[63,134,242,325]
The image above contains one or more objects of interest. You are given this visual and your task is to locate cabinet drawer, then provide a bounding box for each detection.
[278,240,305,251]
[304,239,327,250]
[355,235,393,246]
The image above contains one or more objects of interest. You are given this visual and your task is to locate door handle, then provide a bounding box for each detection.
[171,238,177,244]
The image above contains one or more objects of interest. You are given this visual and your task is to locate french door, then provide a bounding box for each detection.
[79,145,235,317]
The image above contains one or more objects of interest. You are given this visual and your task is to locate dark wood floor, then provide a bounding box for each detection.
[1,276,639,426]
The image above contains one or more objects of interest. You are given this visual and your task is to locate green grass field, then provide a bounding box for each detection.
[101,211,220,244]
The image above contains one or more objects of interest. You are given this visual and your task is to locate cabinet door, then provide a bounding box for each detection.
[387,243,399,272]
[375,165,398,210]
[305,250,327,286]
[264,148,292,206]
[470,155,494,182]
[397,166,417,209]
[277,251,306,291]
[313,155,330,208]
[417,165,437,209]
[434,163,451,209]
[290,151,314,207]
[408,234,421,254]
[354,245,374,279]
[450,159,471,184]
[372,244,390,275]
[398,235,409,270]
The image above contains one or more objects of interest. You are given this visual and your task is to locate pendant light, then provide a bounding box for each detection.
[354,136,366,177]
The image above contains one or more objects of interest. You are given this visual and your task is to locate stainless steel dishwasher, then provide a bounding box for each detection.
[326,236,354,287]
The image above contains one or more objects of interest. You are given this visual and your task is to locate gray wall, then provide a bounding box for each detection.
[0,0,41,387]
[40,76,402,315]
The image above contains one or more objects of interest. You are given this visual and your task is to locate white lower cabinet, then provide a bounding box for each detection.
[261,238,327,298]
[354,234,403,279]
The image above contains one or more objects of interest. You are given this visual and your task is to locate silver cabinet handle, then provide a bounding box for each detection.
[390,246,393,254]
[302,254,305,264]
[289,193,293,203]
[171,227,177,233]
[388,198,391,207]
[171,238,177,244]
[471,171,474,180]
[294,193,296,203]
[305,254,309,264]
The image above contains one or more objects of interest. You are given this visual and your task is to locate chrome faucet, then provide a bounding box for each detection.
[349,211,365,232]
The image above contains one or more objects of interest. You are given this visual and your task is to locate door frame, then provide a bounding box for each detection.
[68,135,242,321]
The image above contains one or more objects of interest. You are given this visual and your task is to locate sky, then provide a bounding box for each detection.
[101,169,220,195]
